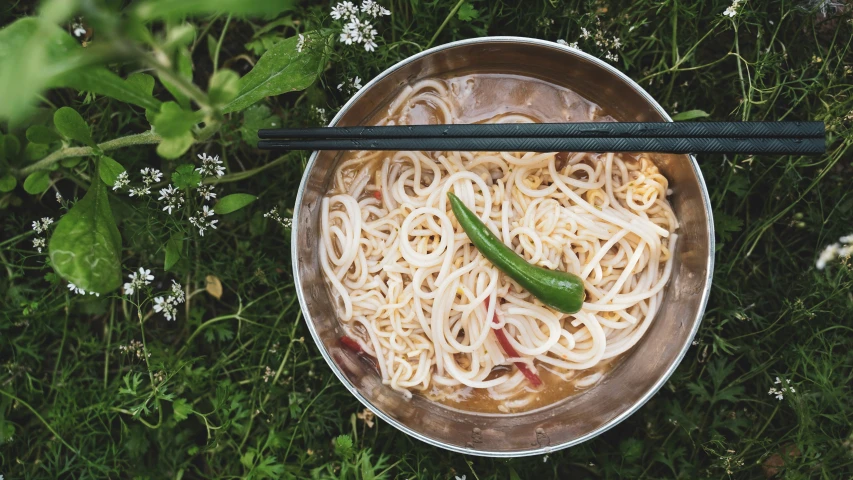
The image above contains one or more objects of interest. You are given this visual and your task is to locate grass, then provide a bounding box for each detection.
[1,0,853,478]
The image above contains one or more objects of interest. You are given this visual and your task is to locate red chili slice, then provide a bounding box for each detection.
[484,299,543,387]
[373,190,382,200]
[340,335,364,354]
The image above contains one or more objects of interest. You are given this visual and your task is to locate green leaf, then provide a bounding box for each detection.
[172,164,202,189]
[153,102,199,138]
[714,212,743,243]
[172,398,193,422]
[223,32,326,114]
[333,435,354,460]
[135,0,294,20]
[0,18,161,121]
[23,170,51,194]
[60,157,83,168]
[208,69,240,106]
[26,125,59,144]
[49,160,122,294]
[240,104,281,147]
[164,234,182,271]
[457,2,480,21]
[4,135,21,156]
[0,174,16,192]
[126,73,155,97]
[215,193,256,215]
[163,23,196,51]
[157,132,195,160]
[670,109,709,121]
[162,48,194,108]
[99,156,125,187]
[54,107,94,147]
[25,142,50,161]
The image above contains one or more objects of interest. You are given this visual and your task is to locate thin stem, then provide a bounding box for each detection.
[104,300,115,389]
[426,0,465,49]
[204,153,294,185]
[213,15,232,72]
[16,131,161,177]
[51,296,71,396]
[139,50,212,112]
[0,389,85,460]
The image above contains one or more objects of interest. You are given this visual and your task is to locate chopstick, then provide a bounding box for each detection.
[256,122,826,155]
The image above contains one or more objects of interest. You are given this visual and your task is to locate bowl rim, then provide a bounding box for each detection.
[291,35,715,457]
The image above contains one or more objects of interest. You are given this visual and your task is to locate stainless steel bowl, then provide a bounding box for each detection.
[292,37,714,457]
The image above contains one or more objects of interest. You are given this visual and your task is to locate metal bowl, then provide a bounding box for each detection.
[292,37,714,456]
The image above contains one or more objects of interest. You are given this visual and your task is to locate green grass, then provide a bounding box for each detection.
[1,0,853,478]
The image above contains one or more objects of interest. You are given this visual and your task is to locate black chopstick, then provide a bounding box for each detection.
[256,136,825,155]
[258,122,825,140]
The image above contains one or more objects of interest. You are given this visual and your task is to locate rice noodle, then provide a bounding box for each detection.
[319,77,678,410]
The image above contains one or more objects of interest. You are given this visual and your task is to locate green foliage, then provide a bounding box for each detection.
[671,109,710,121]
[22,170,50,194]
[457,2,480,22]
[215,193,257,214]
[241,104,282,147]
[98,156,125,187]
[25,125,60,144]
[172,163,203,189]
[164,234,182,271]
[134,0,295,21]
[54,106,95,147]
[153,102,199,158]
[48,161,122,293]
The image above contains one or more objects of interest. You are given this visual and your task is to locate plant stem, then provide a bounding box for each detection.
[213,15,232,72]
[426,0,465,49]
[16,131,161,177]
[204,153,294,185]
[139,49,212,113]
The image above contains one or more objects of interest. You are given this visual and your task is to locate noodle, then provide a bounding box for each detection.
[319,75,678,412]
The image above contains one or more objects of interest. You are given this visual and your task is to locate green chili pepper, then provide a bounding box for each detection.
[447,192,585,314]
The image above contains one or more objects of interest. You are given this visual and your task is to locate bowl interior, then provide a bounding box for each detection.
[293,38,713,456]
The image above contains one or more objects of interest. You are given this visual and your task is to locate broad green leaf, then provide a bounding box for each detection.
[38,0,80,23]
[671,109,710,121]
[61,157,83,168]
[0,18,161,122]
[171,164,202,189]
[164,234,182,271]
[25,143,50,161]
[54,107,95,147]
[99,156,125,187]
[126,73,155,96]
[26,125,59,144]
[208,69,240,106]
[49,160,122,294]
[172,398,193,422]
[160,48,194,109]
[223,32,326,114]
[153,102,199,138]
[0,174,16,192]
[214,193,256,215]
[240,104,281,147]
[163,23,196,51]
[157,132,194,159]
[4,135,21,156]
[135,0,294,20]
[23,170,51,194]
[457,2,480,21]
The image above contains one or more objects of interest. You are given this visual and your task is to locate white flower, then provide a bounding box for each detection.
[189,205,218,236]
[153,296,177,321]
[605,51,619,62]
[72,25,86,38]
[32,217,53,234]
[364,38,377,52]
[331,1,358,20]
[768,387,784,400]
[816,233,853,269]
[361,0,390,17]
[196,153,225,178]
[455,476,466,480]
[556,39,568,45]
[140,168,163,186]
[543,455,549,463]
[723,0,742,17]
[124,267,154,295]
[264,207,293,227]
[352,76,363,90]
[128,186,151,197]
[337,76,364,94]
[33,237,46,252]
[67,282,86,295]
[581,27,590,39]
[296,33,306,53]
[612,36,622,49]
[197,184,216,201]
[170,280,185,304]
[112,171,130,191]
[56,191,63,203]
[158,184,185,215]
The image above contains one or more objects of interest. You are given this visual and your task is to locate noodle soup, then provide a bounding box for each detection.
[319,73,677,414]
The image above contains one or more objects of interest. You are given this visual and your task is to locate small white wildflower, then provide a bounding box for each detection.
[612,36,622,49]
[56,191,63,203]
[556,39,568,46]
[723,0,742,17]
[352,76,363,90]
[123,267,154,295]
[605,51,619,62]
[296,34,306,53]
[153,296,177,321]
[197,184,216,201]
[140,168,163,186]
[170,280,185,304]
[768,387,784,401]
[189,205,218,236]
[128,186,151,197]
[581,27,590,39]
[112,171,130,191]
[32,217,53,234]
[264,207,293,227]
[455,476,466,480]
[263,366,274,382]
[32,237,46,252]
[158,184,185,215]
[364,37,377,52]
[310,106,329,124]
[67,282,86,295]
[543,455,549,463]
[816,233,853,269]
[331,1,358,20]
[196,153,225,178]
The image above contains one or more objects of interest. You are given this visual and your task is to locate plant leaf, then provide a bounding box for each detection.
[215,193,257,215]
[160,48,194,108]
[23,170,51,194]
[26,125,60,144]
[153,102,199,138]
[0,173,17,192]
[25,143,50,161]
[49,159,122,294]
[205,274,223,299]
[171,164,202,189]
[240,104,281,148]
[457,2,480,21]
[172,398,193,422]
[156,132,194,159]
[135,0,294,20]
[671,109,709,121]
[164,234,182,271]
[99,156,125,187]
[208,69,240,106]
[223,32,326,114]
[54,107,95,147]
[126,73,155,96]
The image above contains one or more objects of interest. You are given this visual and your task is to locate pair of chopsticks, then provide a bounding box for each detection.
[257,122,826,155]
